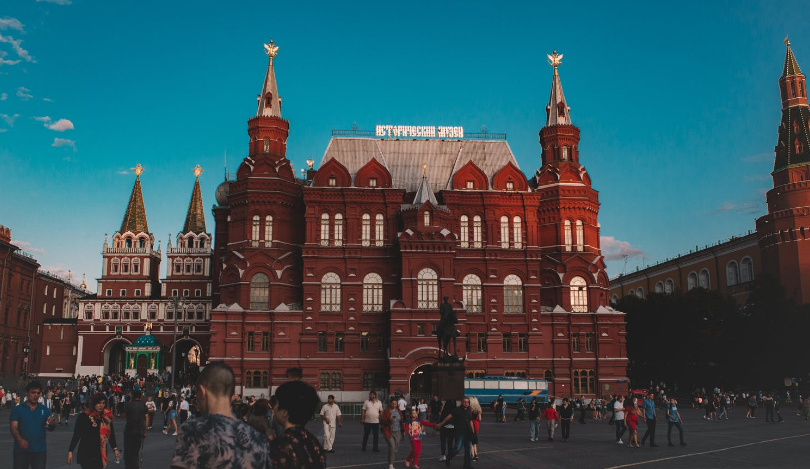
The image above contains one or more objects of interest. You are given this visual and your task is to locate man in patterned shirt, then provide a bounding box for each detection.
[270,380,326,469]
[170,362,269,469]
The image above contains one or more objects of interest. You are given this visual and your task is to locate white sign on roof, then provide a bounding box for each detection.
[376,125,464,139]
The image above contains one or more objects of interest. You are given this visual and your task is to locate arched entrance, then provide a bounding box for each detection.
[409,364,433,400]
[106,341,127,375]
[137,355,148,377]
[172,340,203,386]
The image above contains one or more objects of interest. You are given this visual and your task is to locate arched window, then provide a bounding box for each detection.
[628,289,636,297]
[121,258,130,274]
[111,258,120,274]
[194,259,203,275]
[320,213,330,246]
[564,220,572,251]
[362,273,383,312]
[101,305,110,320]
[417,268,438,309]
[460,215,469,248]
[173,258,182,275]
[472,215,482,248]
[664,278,674,294]
[636,287,644,299]
[500,216,510,248]
[361,213,371,246]
[132,258,140,274]
[321,272,342,312]
[184,258,193,274]
[375,214,384,246]
[264,215,273,247]
[252,215,260,247]
[699,269,711,289]
[503,274,523,313]
[111,305,120,320]
[570,276,588,312]
[575,220,584,252]
[655,282,664,294]
[740,257,754,283]
[250,273,270,310]
[544,370,553,381]
[726,261,740,286]
[264,137,270,153]
[687,272,697,291]
[610,294,618,305]
[196,305,205,320]
[513,216,523,249]
[462,274,482,313]
[424,211,431,227]
[333,213,344,246]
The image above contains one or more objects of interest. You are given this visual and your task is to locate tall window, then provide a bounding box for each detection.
[252,215,260,247]
[564,220,572,251]
[503,275,523,314]
[334,332,344,352]
[320,213,330,246]
[573,369,595,394]
[575,220,584,252]
[585,332,594,353]
[502,333,512,353]
[334,213,344,246]
[360,332,370,352]
[462,274,482,313]
[699,269,711,289]
[361,214,371,246]
[417,268,438,309]
[321,272,341,312]
[460,215,469,248]
[319,371,342,390]
[741,257,754,283]
[687,272,697,291]
[476,333,487,353]
[375,214,384,246]
[726,261,739,286]
[665,278,675,294]
[264,215,273,247]
[572,332,580,352]
[518,333,528,353]
[500,216,510,248]
[424,211,431,227]
[132,258,140,274]
[261,332,270,352]
[250,273,270,310]
[112,258,120,274]
[122,258,130,274]
[247,331,255,351]
[472,215,482,247]
[570,276,588,312]
[655,282,664,294]
[363,273,383,312]
[317,332,327,352]
[513,216,523,249]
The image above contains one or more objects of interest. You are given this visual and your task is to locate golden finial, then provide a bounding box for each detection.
[306,158,315,170]
[264,40,279,62]
[422,164,427,177]
[785,36,791,46]
[193,164,204,178]
[547,50,563,67]
[132,163,144,177]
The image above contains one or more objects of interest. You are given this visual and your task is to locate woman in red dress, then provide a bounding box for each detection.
[625,403,640,448]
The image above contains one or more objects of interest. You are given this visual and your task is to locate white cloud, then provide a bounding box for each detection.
[0,18,24,32]
[0,128,7,133]
[16,86,32,100]
[37,0,73,4]
[36,116,74,131]
[11,240,47,255]
[600,236,645,261]
[117,170,131,175]
[41,265,72,279]
[52,137,76,150]
[716,201,760,215]
[0,35,34,63]
[42,97,53,102]
[0,50,20,66]
[0,92,7,100]
[0,113,20,126]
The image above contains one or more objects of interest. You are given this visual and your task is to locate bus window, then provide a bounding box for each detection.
[500,381,513,390]
[469,380,483,389]
[514,381,528,390]
[539,381,547,390]
[484,380,500,389]
[527,381,536,390]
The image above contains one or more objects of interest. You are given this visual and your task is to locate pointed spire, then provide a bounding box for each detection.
[120,164,149,233]
[545,50,571,126]
[183,165,207,233]
[256,40,282,118]
[784,37,803,77]
[412,164,439,206]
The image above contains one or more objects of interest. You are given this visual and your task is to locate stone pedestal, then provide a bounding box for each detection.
[434,360,465,400]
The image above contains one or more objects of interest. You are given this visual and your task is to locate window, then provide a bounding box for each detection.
[654,282,664,294]
[132,258,140,274]
[360,332,370,352]
[44,285,48,296]
[369,177,377,187]
[120,289,127,297]
[245,370,269,388]
[504,370,527,378]
[334,332,345,352]
[572,369,595,394]
[460,215,469,248]
[122,258,130,274]
[610,294,618,305]
[194,259,204,275]
[572,332,580,352]
[247,331,255,351]
[462,274,482,313]
[687,272,697,291]
[741,257,754,283]
[424,211,431,227]
[466,180,474,189]
[476,332,487,353]
[264,215,273,247]
[134,289,141,297]
[564,220,572,251]
[513,216,523,248]
[575,220,584,252]
[174,259,182,275]
[363,273,383,312]
[417,324,426,336]
[361,214,371,246]
[377,334,385,352]
[664,278,675,294]
[636,288,644,299]
[148,307,157,321]
[321,272,341,312]
[195,289,201,297]
[123,307,131,321]
[111,259,120,274]
[500,216,509,248]
[363,372,374,390]
[544,370,553,381]
[472,215,482,248]
[320,213,330,246]
[184,260,193,274]
[570,276,588,312]
[264,137,270,153]
[84,307,93,320]
[328,176,337,187]
[112,306,120,320]
[699,269,711,289]
[317,331,327,352]
[261,332,270,352]
[375,214,384,246]
[250,273,270,310]
[252,215,260,247]
[502,333,512,353]
[585,332,594,353]
[43,304,47,315]
[503,275,523,314]
[506,181,514,190]
[334,213,344,246]
[518,333,528,352]
[417,268,438,309]
[102,306,110,320]
[171,289,178,297]
[320,371,342,390]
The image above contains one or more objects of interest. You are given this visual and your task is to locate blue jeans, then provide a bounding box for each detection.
[615,420,627,441]
[448,433,472,468]
[529,419,541,439]
[13,452,47,469]
[667,421,685,444]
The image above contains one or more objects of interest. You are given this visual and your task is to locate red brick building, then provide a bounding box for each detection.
[209,46,628,400]
[0,225,39,378]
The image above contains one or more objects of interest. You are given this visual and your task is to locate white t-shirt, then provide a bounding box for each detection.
[614,400,625,420]
[417,403,428,414]
[180,401,190,411]
[398,398,407,411]
[320,403,342,427]
[363,400,383,424]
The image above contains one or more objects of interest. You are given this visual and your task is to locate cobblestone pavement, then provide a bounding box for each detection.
[1,407,807,468]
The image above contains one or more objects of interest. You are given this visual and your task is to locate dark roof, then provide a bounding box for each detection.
[120,176,149,233]
[182,177,207,233]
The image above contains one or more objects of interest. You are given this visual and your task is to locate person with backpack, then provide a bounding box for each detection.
[666,398,687,447]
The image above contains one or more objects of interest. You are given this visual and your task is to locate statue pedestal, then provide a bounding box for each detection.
[433,359,466,401]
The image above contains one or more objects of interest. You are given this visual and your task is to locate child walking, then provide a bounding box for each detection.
[405,407,436,468]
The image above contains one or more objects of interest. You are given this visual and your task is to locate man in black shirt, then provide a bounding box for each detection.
[438,397,474,468]
[122,390,147,469]
[429,395,443,424]
[559,398,574,442]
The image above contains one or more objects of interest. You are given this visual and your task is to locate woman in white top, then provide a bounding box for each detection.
[417,398,428,421]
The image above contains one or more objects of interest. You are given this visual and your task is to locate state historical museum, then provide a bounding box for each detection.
[208,45,628,401]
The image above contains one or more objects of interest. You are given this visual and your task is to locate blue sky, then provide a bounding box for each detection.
[0,0,805,288]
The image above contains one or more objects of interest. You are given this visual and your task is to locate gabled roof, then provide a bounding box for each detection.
[319,138,519,193]
[412,173,439,206]
[120,176,149,234]
[182,177,206,233]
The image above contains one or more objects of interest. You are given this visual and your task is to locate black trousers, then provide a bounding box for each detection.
[765,406,774,421]
[641,417,656,445]
[579,408,586,423]
[124,433,142,469]
[362,423,380,450]
[560,419,571,439]
[440,428,454,455]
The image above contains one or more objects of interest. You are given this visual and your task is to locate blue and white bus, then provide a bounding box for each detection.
[464,376,549,406]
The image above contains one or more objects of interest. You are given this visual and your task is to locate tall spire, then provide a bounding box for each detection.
[256,40,282,118]
[412,164,439,206]
[545,50,571,126]
[183,165,207,233]
[784,37,803,77]
[774,39,810,172]
[120,164,149,233]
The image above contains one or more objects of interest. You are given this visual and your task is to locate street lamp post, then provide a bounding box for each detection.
[169,295,185,392]
[22,344,30,379]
